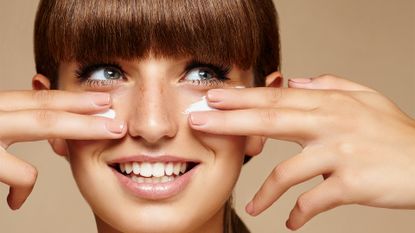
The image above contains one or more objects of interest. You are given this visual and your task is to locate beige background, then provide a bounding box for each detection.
[0,0,414,232]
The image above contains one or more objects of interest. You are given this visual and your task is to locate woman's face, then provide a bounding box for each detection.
[54,57,254,233]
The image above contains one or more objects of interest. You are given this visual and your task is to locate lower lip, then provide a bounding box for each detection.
[111,165,198,200]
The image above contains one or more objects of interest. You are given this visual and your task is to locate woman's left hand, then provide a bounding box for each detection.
[188,75,415,230]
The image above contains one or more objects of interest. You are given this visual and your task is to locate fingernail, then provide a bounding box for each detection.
[90,93,111,107]
[106,120,125,134]
[289,78,312,84]
[190,113,208,126]
[246,201,255,215]
[207,89,225,102]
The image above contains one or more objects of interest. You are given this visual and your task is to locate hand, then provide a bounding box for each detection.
[0,90,126,210]
[188,75,415,230]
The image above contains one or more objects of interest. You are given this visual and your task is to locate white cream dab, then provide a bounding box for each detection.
[183,96,216,114]
[94,109,116,119]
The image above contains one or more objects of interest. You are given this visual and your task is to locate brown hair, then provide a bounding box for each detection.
[34,0,280,88]
[34,0,280,231]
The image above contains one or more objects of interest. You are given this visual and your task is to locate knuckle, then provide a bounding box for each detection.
[259,109,279,124]
[317,74,337,82]
[337,174,357,193]
[32,90,54,109]
[271,164,289,183]
[20,165,38,187]
[267,88,283,106]
[296,194,312,214]
[336,142,357,157]
[34,110,58,128]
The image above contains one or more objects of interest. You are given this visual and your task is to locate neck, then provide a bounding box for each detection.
[95,207,225,233]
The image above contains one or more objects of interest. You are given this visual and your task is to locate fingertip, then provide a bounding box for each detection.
[189,112,208,126]
[106,119,126,135]
[285,219,293,230]
[245,201,255,216]
[7,192,21,211]
[286,218,302,231]
[206,89,225,103]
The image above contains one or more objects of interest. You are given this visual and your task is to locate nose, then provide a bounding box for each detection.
[127,81,178,144]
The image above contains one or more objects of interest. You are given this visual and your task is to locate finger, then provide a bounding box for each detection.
[245,136,265,156]
[286,177,345,230]
[0,110,126,143]
[288,75,377,92]
[0,148,37,210]
[206,87,325,110]
[0,90,111,112]
[189,108,317,142]
[245,148,335,216]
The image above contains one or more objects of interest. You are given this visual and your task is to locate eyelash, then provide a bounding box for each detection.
[74,60,231,88]
[75,62,125,87]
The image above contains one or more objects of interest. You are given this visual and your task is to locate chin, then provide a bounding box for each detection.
[66,138,245,233]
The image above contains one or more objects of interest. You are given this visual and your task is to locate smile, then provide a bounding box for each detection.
[110,156,200,200]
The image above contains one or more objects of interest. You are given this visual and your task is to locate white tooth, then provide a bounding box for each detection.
[173,163,181,175]
[152,162,165,177]
[140,162,152,177]
[119,163,126,173]
[125,163,133,174]
[132,162,140,175]
[136,176,144,183]
[168,176,174,182]
[165,162,173,176]
[144,177,152,183]
[180,163,187,174]
[152,177,161,183]
[131,176,139,182]
[161,176,169,183]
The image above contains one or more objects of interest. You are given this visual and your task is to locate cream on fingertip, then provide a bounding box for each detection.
[183,96,216,114]
[94,109,116,119]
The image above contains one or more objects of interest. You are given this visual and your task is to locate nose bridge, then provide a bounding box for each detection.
[128,78,177,144]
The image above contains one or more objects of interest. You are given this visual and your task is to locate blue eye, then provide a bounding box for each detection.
[185,68,217,81]
[182,61,231,87]
[89,67,123,81]
[75,63,126,87]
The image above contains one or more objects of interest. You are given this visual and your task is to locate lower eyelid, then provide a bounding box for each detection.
[83,79,120,88]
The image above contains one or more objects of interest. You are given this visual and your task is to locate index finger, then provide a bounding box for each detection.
[206,87,326,110]
[0,90,111,113]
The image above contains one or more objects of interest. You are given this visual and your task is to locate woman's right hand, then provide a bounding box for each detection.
[0,90,125,210]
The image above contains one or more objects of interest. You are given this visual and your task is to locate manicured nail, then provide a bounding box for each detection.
[106,120,125,134]
[246,201,255,215]
[207,89,225,102]
[288,78,312,84]
[190,113,208,126]
[90,93,111,107]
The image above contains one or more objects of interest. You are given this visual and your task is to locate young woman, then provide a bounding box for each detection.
[0,0,414,232]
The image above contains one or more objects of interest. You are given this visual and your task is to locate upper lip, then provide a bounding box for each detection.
[108,155,201,165]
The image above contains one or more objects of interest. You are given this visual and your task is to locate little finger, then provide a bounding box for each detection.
[246,148,335,216]
[286,177,345,230]
[0,148,37,210]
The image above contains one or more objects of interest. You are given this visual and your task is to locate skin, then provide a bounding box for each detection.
[33,57,260,233]
[189,74,415,230]
[0,60,414,231]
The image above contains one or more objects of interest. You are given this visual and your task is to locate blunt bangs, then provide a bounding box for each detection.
[35,0,280,88]
[35,0,270,86]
